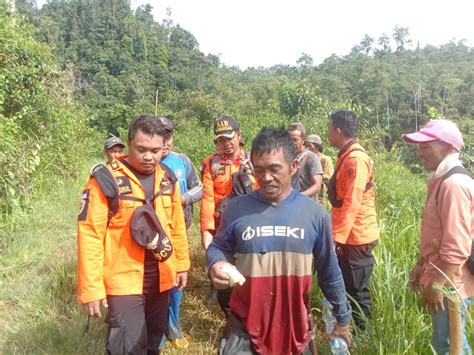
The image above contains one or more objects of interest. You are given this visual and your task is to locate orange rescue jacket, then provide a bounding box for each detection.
[331,142,379,245]
[77,158,190,304]
[200,148,257,232]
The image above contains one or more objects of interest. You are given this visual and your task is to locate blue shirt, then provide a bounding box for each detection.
[161,151,203,206]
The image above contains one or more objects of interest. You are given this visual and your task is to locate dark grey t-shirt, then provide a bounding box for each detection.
[291,149,323,195]
[123,159,158,294]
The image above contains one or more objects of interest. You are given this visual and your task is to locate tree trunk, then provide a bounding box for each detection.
[441,85,448,116]
[8,0,15,24]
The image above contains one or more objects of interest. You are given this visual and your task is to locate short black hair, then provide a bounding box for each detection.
[128,115,167,141]
[314,143,323,153]
[330,110,359,138]
[251,127,296,166]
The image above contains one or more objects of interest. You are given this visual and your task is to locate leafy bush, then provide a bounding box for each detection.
[0,12,100,246]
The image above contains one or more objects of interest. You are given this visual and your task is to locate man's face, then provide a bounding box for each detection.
[417,140,451,171]
[127,129,164,174]
[252,148,297,204]
[305,142,317,154]
[216,132,240,156]
[104,145,124,164]
[162,131,173,158]
[327,123,339,148]
[288,130,305,153]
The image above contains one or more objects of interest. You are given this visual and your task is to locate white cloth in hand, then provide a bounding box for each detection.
[220,263,246,287]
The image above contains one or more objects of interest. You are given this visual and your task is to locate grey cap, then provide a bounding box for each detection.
[306,134,322,145]
[104,136,125,149]
[156,116,174,131]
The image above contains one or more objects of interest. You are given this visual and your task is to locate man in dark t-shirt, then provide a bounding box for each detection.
[207,127,351,354]
[288,123,323,198]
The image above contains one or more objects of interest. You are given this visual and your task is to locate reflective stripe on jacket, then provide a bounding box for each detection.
[77,159,190,304]
[331,142,379,245]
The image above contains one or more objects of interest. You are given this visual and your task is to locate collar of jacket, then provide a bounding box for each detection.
[216,148,248,164]
[337,138,359,158]
[113,155,165,188]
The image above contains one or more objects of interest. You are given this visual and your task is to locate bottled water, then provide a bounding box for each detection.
[322,298,336,334]
[321,298,349,354]
[330,337,349,355]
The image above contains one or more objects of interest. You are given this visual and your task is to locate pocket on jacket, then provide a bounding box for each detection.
[160,195,173,221]
[108,203,135,227]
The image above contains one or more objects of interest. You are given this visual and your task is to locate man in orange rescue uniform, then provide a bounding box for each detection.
[200,115,257,311]
[77,115,190,355]
[327,110,379,329]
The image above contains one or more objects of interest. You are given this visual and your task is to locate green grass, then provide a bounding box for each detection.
[0,165,225,354]
[1,155,473,354]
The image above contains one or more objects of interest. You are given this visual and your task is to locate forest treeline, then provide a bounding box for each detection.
[1,0,473,228]
[22,0,474,134]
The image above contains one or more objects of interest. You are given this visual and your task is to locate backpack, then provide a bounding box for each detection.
[91,163,177,262]
[205,152,254,229]
[434,166,474,275]
[327,148,373,208]
[207,151,253,181]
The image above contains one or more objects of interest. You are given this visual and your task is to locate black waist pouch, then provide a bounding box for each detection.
[130,199,173,262]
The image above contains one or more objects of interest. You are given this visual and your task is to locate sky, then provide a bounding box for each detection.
[38,0,474,69]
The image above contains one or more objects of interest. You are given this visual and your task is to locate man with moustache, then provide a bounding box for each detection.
[287,123,323,199]
[200,115,257,310]
[207,127,351,354]
[404,120,473,354]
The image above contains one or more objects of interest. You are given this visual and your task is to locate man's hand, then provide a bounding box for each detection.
[422,283,444,314]
[201,230,213,250]
[330,322,351,347]
[176,272,188,290]
[408,261,424,293]
[84,298,108,318]
[209,260,231,289]
[180,195,186,206]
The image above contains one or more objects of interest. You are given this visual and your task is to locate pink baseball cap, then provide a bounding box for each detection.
[402,120,464,151]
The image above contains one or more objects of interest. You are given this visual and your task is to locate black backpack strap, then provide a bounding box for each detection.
[328,148,367,208]
[435,166,472,205]
[336,148,366,169]
[138,163,177,204]
[91,164,120,216]
[146,185,171,203]
[120,195,145,203]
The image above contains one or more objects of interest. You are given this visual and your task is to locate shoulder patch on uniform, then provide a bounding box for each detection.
[78,188,90,221]
[160,179,172,195]
[217,164,226,175]
[115,176,132,195]
[110,161,120,171]
[345,161,357,178]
